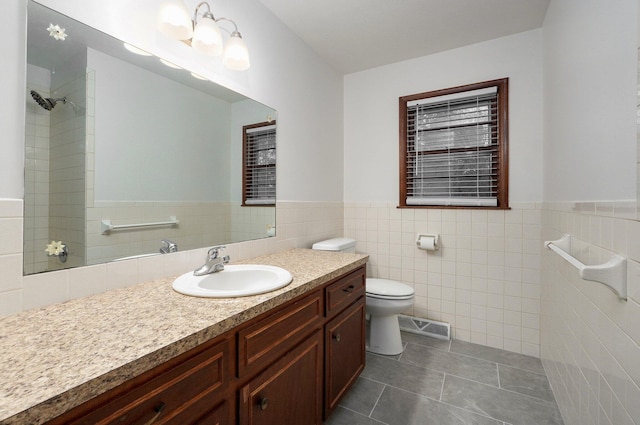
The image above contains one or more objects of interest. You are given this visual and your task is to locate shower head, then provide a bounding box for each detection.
[29,90,76,111]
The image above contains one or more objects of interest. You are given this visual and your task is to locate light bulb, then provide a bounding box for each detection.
[222,32,250,71]
[192,15,223,56]
[157,0,193,40]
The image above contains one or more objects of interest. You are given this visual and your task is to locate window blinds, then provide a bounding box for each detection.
[406,87,499,207]
[244,124,276,205]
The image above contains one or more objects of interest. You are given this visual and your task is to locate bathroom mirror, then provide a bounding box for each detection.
[23,0,276,274]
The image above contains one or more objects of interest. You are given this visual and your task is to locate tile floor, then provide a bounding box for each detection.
[324,332,564,425]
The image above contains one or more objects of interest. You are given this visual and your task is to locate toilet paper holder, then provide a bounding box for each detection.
[416,234,439,251]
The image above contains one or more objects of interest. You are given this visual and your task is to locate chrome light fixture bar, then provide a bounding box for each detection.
[157,0,250,71]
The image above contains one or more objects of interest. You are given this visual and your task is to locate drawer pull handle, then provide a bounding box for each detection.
[143,402,166,425]
[260,397,269,411]
[343,285,355,293]
[333,333,341,343]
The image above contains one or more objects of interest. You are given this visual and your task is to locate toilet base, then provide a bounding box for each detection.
[367,314,404,355]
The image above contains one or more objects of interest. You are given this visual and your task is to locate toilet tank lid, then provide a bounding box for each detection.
[312,238,356,251]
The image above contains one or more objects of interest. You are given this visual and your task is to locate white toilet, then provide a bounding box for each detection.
[312,238,415,356]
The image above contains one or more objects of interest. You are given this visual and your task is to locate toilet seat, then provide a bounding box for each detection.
[366,278,414,300]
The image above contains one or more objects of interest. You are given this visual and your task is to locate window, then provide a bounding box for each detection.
[399,78,509,208]
[242,121,276,206]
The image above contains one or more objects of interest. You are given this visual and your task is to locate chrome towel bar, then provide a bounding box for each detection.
[101,216,178,235]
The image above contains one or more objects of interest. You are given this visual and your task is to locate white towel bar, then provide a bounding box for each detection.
[544,234,627,300]
[101,216,179,235]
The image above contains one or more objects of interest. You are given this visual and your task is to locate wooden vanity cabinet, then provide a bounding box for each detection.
[45,265,366,425]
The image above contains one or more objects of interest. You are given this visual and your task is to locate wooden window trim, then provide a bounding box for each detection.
[399,78,509,209]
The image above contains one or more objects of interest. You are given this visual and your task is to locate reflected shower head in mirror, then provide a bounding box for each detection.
[29,90,77,111]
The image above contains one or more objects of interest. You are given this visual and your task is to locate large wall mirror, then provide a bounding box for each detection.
[24,1,276,275]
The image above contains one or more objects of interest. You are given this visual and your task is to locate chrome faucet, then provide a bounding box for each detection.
[194,245,230,276]
[160,239,178,254]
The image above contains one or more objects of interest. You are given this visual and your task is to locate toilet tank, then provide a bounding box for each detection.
[312,238,356,253]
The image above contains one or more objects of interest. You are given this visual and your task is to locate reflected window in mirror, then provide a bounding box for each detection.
[242,121,277,206]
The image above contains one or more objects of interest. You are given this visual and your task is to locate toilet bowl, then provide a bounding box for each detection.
[365,278,414,355]
[311,238,415,356]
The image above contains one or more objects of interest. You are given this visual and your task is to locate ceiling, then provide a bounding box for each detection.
[257,0,551,74]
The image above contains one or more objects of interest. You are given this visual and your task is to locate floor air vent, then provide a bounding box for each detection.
[398,314,450,341]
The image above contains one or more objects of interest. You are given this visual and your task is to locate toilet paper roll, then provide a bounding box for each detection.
[417,235,438,251]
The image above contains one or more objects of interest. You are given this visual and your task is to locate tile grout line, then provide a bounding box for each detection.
[368,383,387,418]
[446,373,560,405]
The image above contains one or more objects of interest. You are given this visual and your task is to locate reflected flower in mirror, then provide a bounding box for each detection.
[47,23,67,40]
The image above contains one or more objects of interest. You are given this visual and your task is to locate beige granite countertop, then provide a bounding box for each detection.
[0,249,368,424]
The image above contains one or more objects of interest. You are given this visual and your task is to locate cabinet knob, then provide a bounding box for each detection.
[343,285,355,293]
[259,397,269,411]
[143,402,166,425]
[333,333,341,343]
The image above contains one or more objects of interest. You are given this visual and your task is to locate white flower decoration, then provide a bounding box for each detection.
[47,23,67,41]
[45,240,66,256]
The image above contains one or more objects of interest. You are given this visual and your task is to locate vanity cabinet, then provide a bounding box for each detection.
[44,265,366,425]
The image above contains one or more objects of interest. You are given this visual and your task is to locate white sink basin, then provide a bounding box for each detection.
[172,264,292,298]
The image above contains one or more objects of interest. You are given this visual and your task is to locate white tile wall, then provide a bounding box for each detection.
[345,202,542,356]
[23,84,50,275]
[0,199,343,317]
[541,202,640,425]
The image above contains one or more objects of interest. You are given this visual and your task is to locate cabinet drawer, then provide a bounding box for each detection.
[325,267,365,317]
[238,291,322,378]
[59,338,232,425]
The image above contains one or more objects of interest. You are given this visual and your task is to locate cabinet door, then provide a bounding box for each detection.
[239,331,323,425]
[324,298,366,417]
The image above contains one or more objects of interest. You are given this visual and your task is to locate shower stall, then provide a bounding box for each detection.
[24,64,88,274]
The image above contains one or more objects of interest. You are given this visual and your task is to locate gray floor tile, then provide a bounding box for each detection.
[399,343,499,387]
[450,340,545,374]
[401,331,452,351]
[371,385,503,425]
[324,406,386,425]
[498,364,555,402]
[339,377,385,416]
[361,353,444,400]
[442,375,564,425]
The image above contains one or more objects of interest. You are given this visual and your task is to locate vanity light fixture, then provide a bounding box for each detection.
[157,0,251,71]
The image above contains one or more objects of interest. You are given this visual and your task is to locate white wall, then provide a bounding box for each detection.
[342,30,545,355]
[543,0,637,202]
[540,1,640,424]
[344,29,544,204]
[0,0,26,199]
[89,48,231,202]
